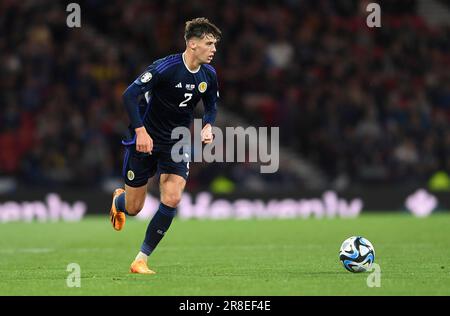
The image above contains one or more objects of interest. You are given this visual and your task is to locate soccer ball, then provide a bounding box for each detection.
[339,236,375,273]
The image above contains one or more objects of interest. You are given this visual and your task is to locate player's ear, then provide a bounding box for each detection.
[187,38,197,50]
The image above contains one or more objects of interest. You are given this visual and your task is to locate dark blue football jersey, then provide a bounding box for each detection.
[123,53,218,151]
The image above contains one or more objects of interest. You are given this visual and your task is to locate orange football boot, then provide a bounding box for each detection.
[110,188,126,231]
[130,259,156,274]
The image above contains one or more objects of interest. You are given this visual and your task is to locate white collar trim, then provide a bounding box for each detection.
[182,52,201,74]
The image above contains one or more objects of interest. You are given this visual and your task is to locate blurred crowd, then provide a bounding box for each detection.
[1,0,450,191]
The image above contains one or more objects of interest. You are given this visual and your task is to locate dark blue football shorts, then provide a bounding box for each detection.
[122,142,190,188]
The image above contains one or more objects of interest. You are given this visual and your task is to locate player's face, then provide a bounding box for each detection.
[194,34,217,64]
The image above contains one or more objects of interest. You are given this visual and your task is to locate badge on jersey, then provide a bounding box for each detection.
[140,72,152,83]
[198,82,207,93]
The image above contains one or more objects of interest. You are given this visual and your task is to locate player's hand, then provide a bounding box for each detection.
[135,126,153,154]
[201,124,213,144]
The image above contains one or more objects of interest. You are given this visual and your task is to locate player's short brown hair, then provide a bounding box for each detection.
[184,18,221,42]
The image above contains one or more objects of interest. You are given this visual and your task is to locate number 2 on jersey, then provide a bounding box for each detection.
[179,93,193,107]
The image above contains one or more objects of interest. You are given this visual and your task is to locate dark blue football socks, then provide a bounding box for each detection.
[114,192,129,215]
[141,203,177,255]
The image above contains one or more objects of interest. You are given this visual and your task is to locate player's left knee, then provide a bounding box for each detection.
[161,193,182,208]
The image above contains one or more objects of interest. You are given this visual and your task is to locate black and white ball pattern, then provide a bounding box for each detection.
[339,236,375,273]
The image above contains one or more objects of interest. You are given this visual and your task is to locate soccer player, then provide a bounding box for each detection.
[109,18,221,274]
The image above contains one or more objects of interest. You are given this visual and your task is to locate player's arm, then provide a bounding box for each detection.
[201,75,219,144]
[122,67,159,153]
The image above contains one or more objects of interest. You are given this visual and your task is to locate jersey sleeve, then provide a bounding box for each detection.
[202,73,219,126]
[132,62,161,91]
[122,62,161,129]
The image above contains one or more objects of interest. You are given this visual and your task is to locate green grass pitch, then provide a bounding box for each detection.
[0,213,449,295]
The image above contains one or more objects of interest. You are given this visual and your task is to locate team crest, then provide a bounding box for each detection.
[198,82,207,93]
[140,72,152,83]
[127,170,135,181]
